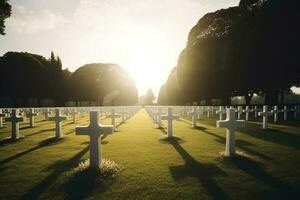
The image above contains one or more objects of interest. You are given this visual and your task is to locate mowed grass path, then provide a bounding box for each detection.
[0,109,300,200]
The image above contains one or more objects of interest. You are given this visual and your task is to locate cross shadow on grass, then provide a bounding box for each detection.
[20,145,89,200]
[0,137,23,146]
[222,155,298,199]
[20,126,34,130]
[238,123,300,150]
[0,137,63,165]
[116,121,126,128]
[63,167,112,200]
[168,139,230,200]
[201,129,273,161]
[26,128,54,137]
[158,127,167,135]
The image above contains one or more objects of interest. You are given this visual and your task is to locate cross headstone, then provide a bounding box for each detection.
[5,109,24,140]
[258,105,272,129]
[69,108,78,124]
[119,108,128,122]
[48,108,67,139]
[282,105,288,121]
[106,108,121,132]
[153,107,163,128]
[293,105,298,119]
[188,106,200,128]
[26,108,38,127]
[0,109,6,128]
[216,108,245,157]
[243,106,251,121]
[272,105,281,122]
[160,107,179,138]
[216,106,226,120]
[44,108,51,120]
[76,111,114,169]
[253,106,259,118]
[206,106,212,118]
[236,106,243,120]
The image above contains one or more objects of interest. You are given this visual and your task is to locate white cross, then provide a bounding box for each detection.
[48,108,67,139]
[258,105,272,129]
[188,106,200,128]
[26,108,38,127]
[5,109,24,140]
[44,108,51,120]
[236,106,243,120]
[293,105,298,119]
[0,109,6,128]
[153,107,163,128]
[253,106,259,118]
[243,106,251,121]
[160,107,179,138]
[76,111,114,169]
[216,108,245,157]
[272,105,281,122]
[206,106,213,118]
[106,108,121,132]
[69,108,78,124]
[216,106,226,120]
[282,106,288,121]
[119,108,128,122]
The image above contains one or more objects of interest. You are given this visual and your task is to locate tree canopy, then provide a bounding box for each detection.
[0,52,138,107]
[0,0,11,35]
[159,0,300,105]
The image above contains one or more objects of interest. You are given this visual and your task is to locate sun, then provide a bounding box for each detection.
[126,40,168,95]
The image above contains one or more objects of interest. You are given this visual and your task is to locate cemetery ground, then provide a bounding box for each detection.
[1,109,300,200]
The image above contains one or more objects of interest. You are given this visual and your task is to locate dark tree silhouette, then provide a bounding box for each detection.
[159,0,300,106]
[0,0,11,35]
[69,63,138,106]
[144,89,156,105]
[0,52,138,107]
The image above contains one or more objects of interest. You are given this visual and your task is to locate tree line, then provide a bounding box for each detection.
[0,52,138,107]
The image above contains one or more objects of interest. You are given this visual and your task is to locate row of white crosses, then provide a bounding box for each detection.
[0,106,140,141]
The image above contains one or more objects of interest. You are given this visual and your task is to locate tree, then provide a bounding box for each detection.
[69,63,138,106]
[142,89,155,105]
[159,0,300,106]
[0,0,11,35]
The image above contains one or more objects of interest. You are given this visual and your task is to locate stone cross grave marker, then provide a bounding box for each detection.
[119,108,128,122]
[107,108,121,132]
[282,106,289,121]
[0,109,6,128]
[272,105,281,122]
[5,109,24,140]
[258,105,272,129]
[49,108,67,139]
[26,108,38,127]
[69,108,78,124]
[76,111,114,169]
[161,107,179,138]
[216,108,245,157]
[237,106,243,120]
[216,106,226,120]
[243,106,251,121]
[188,106,200,128]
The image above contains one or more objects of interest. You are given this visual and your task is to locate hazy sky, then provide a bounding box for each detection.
[0,0,255,96]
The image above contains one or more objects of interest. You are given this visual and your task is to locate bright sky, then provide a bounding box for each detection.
[0,0,260,96]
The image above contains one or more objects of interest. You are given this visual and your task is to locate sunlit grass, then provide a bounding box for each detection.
[0,109,300,199]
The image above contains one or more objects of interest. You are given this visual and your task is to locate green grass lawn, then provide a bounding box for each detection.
[1,109,300,200]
